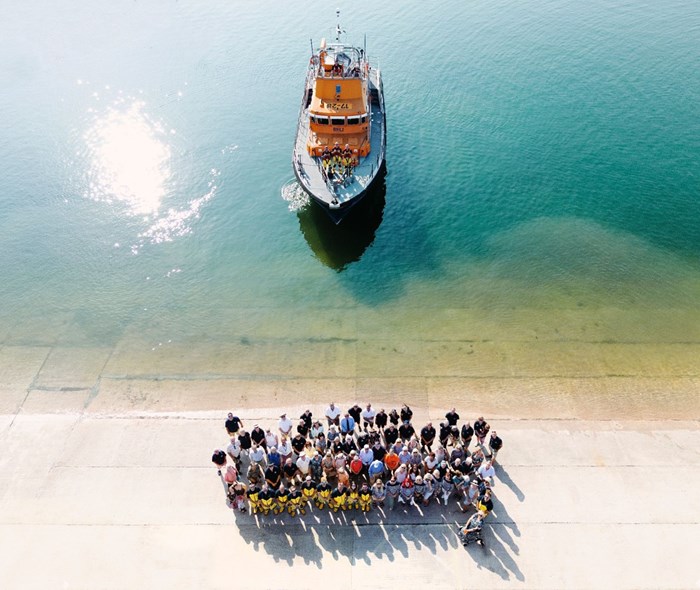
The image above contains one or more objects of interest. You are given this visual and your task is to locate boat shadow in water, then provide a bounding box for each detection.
[297,172,386,272]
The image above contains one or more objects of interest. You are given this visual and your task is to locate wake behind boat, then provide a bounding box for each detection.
[292,11,386,224]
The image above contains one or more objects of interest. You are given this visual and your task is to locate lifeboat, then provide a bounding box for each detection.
[292,11,386,224]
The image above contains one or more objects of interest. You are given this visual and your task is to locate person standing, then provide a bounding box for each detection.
[249,443,267,468]
[278,436,293,464]
[361,404,376,430]
[359,444,374,475]
[477,459,496,486]
[398,420,415,442]
[488,431,503,463]
[371,479,386,508]
[385,473,400,511]
[237,429,252,459]
[325,402,341,427]
[474,416,490,447]
[315,477,332,509]
[375,408,388,432]
[368,457,385,484]
[264,428,278,451]
[400,404,413,423]
[348,404,363,431]
[278,413,293,438]
[225,413,243,437]
[300,409,313,432]
[461,421,474,449]
[226,437,242,470]
[420,422,436,453]
[384,423,399,447]
[445,408,460,427]
[340,413,355,436]
[263,461,281,490]
[384,448,400,473]
[250,424,266,450]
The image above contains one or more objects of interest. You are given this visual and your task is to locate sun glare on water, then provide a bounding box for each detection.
[85,100,171,215]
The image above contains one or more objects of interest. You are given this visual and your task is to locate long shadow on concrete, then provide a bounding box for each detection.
[231,498,522,582]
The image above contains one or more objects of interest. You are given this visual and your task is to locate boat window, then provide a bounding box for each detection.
[315,116,329,125]
[331,117,345,126]
[360,115,367,124]
[347,116,360,125]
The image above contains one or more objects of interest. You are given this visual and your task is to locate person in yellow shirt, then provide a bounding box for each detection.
[301,475,317,509]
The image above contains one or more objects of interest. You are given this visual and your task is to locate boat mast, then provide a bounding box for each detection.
[335,9,344,42]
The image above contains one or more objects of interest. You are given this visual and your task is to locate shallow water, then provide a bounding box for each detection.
[1,1,699,387]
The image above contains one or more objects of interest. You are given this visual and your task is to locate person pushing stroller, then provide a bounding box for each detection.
[458,509,487,547]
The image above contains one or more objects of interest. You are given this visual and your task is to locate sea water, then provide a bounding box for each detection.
[0,0,699,388]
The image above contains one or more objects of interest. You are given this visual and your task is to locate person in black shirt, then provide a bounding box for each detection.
[341,434,357,455]
[488,431,503,463]
[400,404,413,423]
[300,409,313,430]
[445,408,460,427]
[251,424,266,450]
[399,421,415,442]
[264,463,281,489]
[297,419,310,438]
[356,431,370,450]
[384,424,399,446]
[348,404,362,430]
[367,428,381,446]
[371,441,386,462]
[388,409,400,426]
[420,422,436,453]
[461,422,474,449]
[238,430,252,458]
[474,417,489,446]
[439,423,451,448]
[291,433,307,456]
[375,409,388,431]
[225,413,243,436]
[477,489,493,514]
[211,449,227,474]
[282,458,300,485]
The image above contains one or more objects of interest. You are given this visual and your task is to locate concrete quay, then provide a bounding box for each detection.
[1,407,699,589]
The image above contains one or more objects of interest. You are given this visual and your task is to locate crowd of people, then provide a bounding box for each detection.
[211,403,503,543]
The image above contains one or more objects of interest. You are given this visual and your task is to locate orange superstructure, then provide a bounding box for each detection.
[305,40,371,158]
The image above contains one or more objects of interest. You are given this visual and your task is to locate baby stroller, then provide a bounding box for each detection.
[457,511,486,547]
[458,526,484,547]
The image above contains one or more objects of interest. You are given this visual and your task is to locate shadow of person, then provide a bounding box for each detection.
[496,463,525,502]
[296,170,386,272]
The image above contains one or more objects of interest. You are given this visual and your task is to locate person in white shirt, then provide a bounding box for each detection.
[277,436,293,463]
[325,402,341,427]
[226,437,241,468]
[477,460,496,485]
[249,443,267,468]
[361,403,376,430]
[296,453,311,477]
[359,444,374,468]
[310,421,325,439]
[264,429,278,450]
[278,413,293,437]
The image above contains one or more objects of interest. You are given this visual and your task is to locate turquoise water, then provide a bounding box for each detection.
[1,0,699,367]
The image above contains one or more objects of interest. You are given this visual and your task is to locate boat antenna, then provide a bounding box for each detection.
[310,38,314,57]
[335,9,345,42]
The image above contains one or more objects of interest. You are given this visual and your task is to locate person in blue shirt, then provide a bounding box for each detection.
[340,413,356,435]
[368,458,385,484]
[267,446,281,468]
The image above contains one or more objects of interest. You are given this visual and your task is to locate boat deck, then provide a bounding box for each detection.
[294,93,384,208]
